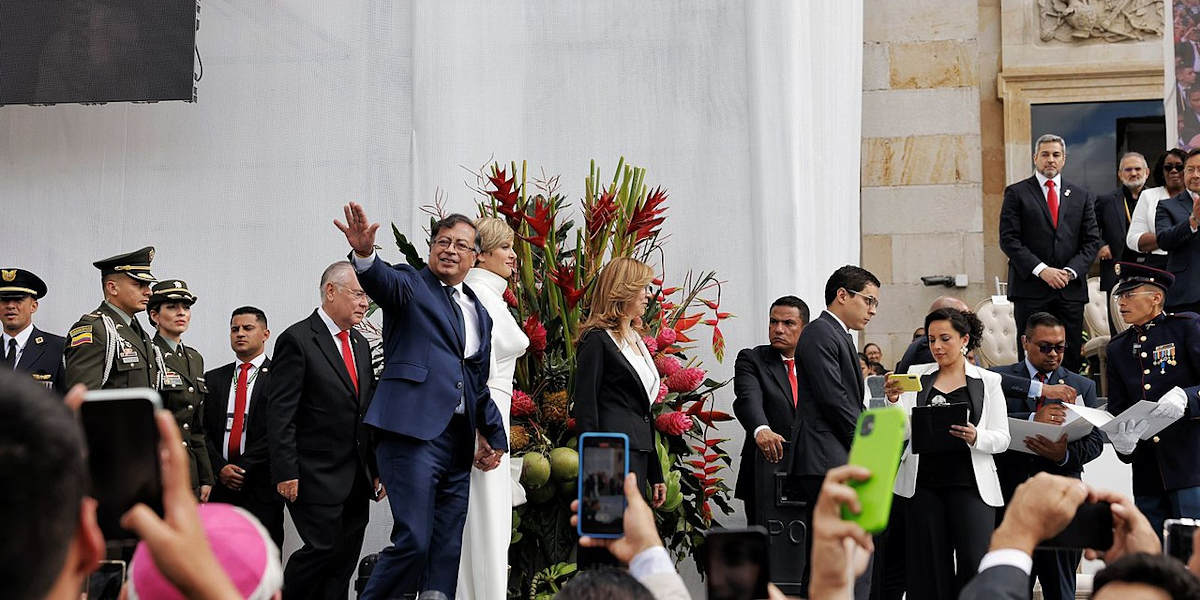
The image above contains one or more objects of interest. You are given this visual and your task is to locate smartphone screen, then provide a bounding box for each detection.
[79,392,163,540]
[1038,502,1114,550]
[577,432,629,538]
[704,528,770,600]
[1165,518,1199,563]
[85,560,126,599]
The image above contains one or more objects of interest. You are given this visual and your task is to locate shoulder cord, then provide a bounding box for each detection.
[99,314,119,387]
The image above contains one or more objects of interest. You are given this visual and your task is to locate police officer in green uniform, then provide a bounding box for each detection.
[148,279,215,501]
[1106,261,1200,537]
[64,247,161,391]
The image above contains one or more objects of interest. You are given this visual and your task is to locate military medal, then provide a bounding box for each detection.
[163,370,183,387]
[1154,343,1176,375]
[118,340,139,365]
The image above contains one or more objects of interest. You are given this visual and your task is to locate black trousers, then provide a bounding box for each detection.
[1029,548,1081,600]
[210,482,286,552]
[1014,296,1085,372]
[282,473,371,600]
[870,495,906,600]
[904,485,994,600]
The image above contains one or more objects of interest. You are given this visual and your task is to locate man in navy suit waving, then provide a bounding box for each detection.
[338,204,507,600]
[999,133,1102,371]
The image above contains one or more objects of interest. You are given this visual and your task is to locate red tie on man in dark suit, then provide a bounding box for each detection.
[336,330,358,392]
[784,358,798,407]
[227,362,251,460]
[1046,180,1059,229]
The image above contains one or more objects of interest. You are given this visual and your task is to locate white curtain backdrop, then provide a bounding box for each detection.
[1,1,861,594]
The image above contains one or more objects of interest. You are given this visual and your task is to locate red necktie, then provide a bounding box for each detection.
[1045,180,1059,229]
[1035,372,1047,412]
[783,358,798,407]
[227,363,251,460]
[337,330,359,393]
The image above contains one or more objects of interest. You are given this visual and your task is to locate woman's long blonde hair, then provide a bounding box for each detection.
[578,257,654,342]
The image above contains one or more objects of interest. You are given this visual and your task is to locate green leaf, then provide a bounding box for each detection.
[391,223,427,269]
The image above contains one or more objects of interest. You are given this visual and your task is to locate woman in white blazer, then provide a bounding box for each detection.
[457,217,529,600]
[884,307,1010,600]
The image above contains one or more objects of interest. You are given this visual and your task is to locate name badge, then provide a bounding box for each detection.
[118,342,140,365]
[163,370,183,387]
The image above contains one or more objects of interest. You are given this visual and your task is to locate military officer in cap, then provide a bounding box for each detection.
[148,279,214,501]
[1106,261,1200,535]
[64,247,162,391]
[0,268,65,391]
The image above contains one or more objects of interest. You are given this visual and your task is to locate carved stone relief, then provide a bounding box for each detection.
[1037,0,1163,42]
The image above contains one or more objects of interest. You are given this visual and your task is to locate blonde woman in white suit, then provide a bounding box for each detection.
[884,307,1010,600]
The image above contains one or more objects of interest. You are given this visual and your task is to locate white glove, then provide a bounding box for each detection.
[1150,387,1188,421]
[1111,419,1149,455]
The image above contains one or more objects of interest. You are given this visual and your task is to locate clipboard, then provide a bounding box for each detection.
[911,403,969,454]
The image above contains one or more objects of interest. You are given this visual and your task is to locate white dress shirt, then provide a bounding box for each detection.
[608,330,659,404]
[1,324,33,368]
[316,306,356,372]
[1126,186,1172,255]
[222,352,268,460]
[1031,171,1077,280]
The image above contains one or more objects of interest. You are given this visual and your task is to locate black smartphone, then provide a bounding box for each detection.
[85,560,126,599]
[704,527,770,600]
[576,432,630,539]
[79,389,163,541]
[1038,501,1113,550]
[1165,518,1199,563]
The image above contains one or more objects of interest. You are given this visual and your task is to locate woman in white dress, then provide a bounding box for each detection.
[457,217,529,600]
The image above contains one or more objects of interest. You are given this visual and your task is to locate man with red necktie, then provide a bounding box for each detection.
[267,262,386,600]
[204,305,284,549]
[732,295,809,525]
[1000,133,1102,372]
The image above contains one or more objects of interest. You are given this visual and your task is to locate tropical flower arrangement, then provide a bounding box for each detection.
[388,159,736,599]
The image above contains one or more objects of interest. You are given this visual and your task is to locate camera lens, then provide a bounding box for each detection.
[861,414,875,435]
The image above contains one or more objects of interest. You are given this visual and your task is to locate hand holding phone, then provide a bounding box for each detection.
[886,373,922,393]
[842,408,906,533]
[570,472,663,564]
[577,433,630,539]
[79,389,164,541]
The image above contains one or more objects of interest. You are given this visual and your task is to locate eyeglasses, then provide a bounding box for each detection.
[433,238,477,254]
[1116,290,1158,300]
[1164,163,1186,172]
[337,285,368,301]
[848,289,879,309]
[1033,343,1066,354]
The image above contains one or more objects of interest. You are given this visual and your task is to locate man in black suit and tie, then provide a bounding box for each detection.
[999,133,1102,371]
[204,305,284,549]
[0,269,64,392]
[793,265,880,599]
[268,262,385,600]
[1097,153,1150,332]
[989,312,1104,600]
[732,295,809,525]
[1155,148,1200,314]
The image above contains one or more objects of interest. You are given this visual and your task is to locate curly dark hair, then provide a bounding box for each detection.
[923,307,984,352]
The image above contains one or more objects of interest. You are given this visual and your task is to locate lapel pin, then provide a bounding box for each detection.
[1064,189,1071,197]
[261,367,269,373]
[34,336,43,344]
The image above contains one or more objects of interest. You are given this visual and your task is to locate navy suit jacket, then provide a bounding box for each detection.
[14,326,65,393]
[999,175,1101,302]
[1096,187,1141,292]
[990,362,1104,499]
[355,257,507,452]
[1155,189,1200,307]
[732,345,797,501]
[791,311,863,477]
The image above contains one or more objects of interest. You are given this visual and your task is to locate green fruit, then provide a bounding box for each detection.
[526,482,555,504]
[549,447,579,481]
[558,478,577,497]
[521,453,551,488]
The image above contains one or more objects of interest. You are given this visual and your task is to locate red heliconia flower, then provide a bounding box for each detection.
[654,354,683,378]
[652,277,663,286]
[655,382,670,404]
[503,288,518,308]
[548,263,585,308]
[523,315,547,354]
[665,367,706,393]
[511,390,537,418]
[661,287,679,296]
[656,327,677,349]
[519,196,553,248]
[487,166,522,229]
[584,187,618,236]
[701,500,713,522]
[700,298,719,310]
[702,319,718,326]
[716,312,733,320]
[654,411,694,436]
[626,186,669,242]
[566,417,577,432]
[642,335,658,354]
[711,324,726,362]
[660,302,676,311]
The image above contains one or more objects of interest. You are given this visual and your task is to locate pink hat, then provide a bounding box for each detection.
[127,503,282,600]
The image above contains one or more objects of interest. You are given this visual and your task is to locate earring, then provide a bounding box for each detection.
[960,345,968,356]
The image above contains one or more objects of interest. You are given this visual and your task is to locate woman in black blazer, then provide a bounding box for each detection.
[572,257,667,506]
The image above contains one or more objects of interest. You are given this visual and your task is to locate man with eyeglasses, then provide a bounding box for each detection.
[1105,262,1200,537]
[999,133,1102,372]
[1097,153,1150,332]
[989,311,1103,600]
[791,265,880,599]
[337,205,507,600]
[1155,147,1200,314]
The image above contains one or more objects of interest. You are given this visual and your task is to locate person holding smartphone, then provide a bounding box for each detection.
[147,280,214,501]
[573,258,667,568]
[885,308,1011,599]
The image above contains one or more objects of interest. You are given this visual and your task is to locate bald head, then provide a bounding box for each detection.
[930,296,969,312]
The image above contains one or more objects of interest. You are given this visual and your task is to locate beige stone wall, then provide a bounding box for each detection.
[860,0,991,366]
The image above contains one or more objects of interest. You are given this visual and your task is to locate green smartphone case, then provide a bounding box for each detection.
[841,407,907,533]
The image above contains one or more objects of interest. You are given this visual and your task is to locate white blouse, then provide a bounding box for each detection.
[1126,186,1171,256]
[607,330,659,404]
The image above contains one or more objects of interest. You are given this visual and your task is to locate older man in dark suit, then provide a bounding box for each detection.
[268,262,384,600]
[338,205,507,600]
[1156,148,1200,315]
[732,295,809,525]
[793,265,880,599]
[205,306,283,549]
[999,133,1102,371]
[990,312,1103,600]
[1096,152,1150,332]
